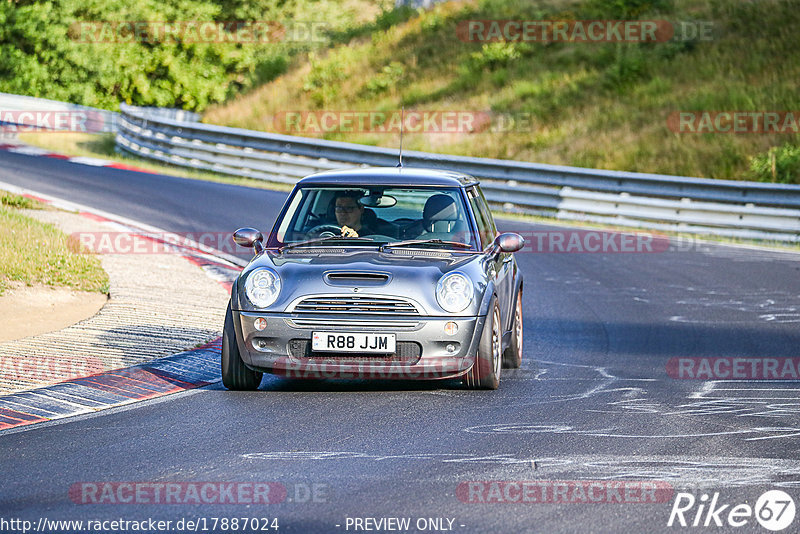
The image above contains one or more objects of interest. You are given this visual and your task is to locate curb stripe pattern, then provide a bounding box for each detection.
[0,169,242,432]
[0,339,222,432]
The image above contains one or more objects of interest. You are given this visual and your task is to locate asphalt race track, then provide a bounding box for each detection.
[2,151,800,533]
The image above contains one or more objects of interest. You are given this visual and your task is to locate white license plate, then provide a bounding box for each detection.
[311,332,396,353]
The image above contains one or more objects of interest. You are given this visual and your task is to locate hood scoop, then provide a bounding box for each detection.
[324,271,390,286]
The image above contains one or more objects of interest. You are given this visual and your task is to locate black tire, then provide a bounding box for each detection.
[463,297,501,390]
[503,289,523,369]
[221,302,262,391]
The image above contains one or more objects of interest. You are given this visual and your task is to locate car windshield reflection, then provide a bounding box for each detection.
[271,186,478,250]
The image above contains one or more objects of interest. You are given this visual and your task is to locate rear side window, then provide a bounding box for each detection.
[467,187,494,249]
[475,186,498,237]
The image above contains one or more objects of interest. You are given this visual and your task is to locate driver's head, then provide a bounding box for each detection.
[333,191,364,229]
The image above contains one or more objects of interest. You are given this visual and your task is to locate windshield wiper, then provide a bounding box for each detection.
[280,235,376,251]
[379,239,473,252]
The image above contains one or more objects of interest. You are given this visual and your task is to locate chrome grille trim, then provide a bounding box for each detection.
[288,295,421,316]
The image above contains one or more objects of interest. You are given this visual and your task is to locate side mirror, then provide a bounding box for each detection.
[233,227,264,253]
[494,232,524,253]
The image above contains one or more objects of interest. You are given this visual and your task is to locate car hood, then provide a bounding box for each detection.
[234,248,486,316]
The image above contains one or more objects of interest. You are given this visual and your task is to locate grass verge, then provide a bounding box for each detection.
[205,0,800,184]
[0,193,110,296]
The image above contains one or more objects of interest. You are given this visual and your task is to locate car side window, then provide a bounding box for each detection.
[467,188,493,250]
[475,186,498,238]
[276,190,305,241]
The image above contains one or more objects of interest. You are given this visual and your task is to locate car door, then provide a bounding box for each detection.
[467,186,512,329]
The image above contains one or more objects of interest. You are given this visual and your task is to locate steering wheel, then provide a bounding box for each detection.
[306,224,342,238]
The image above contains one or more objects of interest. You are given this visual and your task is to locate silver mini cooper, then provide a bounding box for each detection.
[224,167,524,390]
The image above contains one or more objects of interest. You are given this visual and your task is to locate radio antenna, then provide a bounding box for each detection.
[396,106,404,168]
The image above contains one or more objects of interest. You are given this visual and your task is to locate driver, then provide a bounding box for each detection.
[333,191,374,237]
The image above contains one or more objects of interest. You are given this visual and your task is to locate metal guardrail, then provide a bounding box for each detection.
[0,92,117,133]
[1,92,797,242]
[116,103,800,242]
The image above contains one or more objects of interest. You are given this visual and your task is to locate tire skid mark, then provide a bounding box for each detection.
[240,452,800,488]
[495,360,800,443]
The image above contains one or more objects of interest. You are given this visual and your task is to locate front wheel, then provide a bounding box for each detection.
[221,303,263,390]
[463,298,501,390]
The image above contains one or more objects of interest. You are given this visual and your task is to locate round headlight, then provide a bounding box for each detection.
[244,268,281,308]
[436,272,473,313]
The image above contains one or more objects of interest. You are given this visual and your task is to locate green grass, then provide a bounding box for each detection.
[0,194,110,296]
[204,0,800,183]
[1,192,40,210]
[7,0,799,182]
[0,0,389,111]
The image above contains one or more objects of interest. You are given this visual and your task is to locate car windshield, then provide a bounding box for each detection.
[269,185,478,250]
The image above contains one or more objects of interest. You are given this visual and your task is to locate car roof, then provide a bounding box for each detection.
[297,167,479,187]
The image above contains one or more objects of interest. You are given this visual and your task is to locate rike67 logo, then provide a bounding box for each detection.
[668,490,796,531]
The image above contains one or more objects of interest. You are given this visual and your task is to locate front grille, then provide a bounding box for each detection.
[292,296,419,315]
[288,339,422,364]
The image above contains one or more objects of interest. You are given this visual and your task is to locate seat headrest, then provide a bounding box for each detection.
[423,194,457,222]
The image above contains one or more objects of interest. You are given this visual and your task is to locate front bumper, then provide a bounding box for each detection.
[232,310,486,380]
